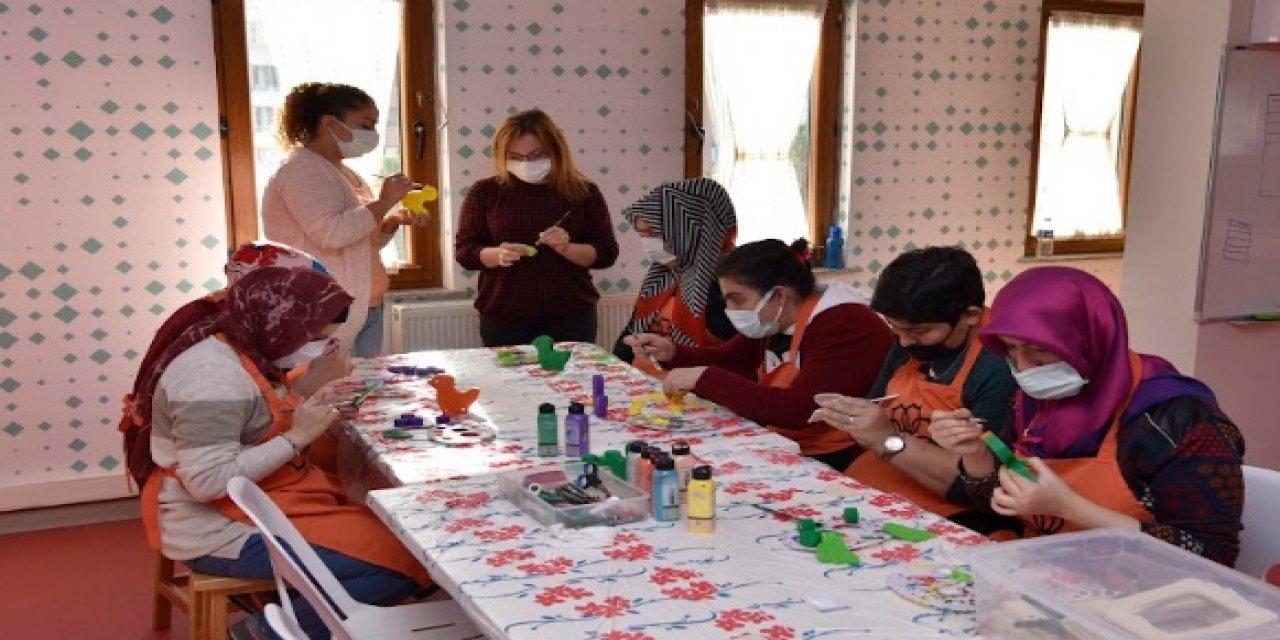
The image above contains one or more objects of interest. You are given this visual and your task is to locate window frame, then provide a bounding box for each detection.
[684,0,845,246]
[212,0,443,288]
[1024,0,1144,257]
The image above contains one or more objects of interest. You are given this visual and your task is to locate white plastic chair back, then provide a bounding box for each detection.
[1238,465,1280,584]
[263,603,308,640]
[227,476,360,639]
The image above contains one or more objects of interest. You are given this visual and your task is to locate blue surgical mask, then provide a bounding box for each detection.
[1010,360,1089,400]
[726,288,784,339]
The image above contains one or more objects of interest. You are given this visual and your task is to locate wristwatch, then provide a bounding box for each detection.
[880,433,907,461]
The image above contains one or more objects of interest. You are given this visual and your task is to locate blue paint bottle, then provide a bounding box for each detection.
[564,401,589,457]
[651,455,680,522]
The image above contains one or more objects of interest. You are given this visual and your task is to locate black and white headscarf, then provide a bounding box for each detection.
[622,178,737,345]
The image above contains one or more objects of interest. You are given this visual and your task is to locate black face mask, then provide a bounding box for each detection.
[902,341,964,362]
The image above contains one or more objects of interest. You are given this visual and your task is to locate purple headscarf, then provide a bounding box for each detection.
[980,266,1187,458]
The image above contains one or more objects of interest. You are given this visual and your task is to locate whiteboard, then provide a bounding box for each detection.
[1196,48,1280,321]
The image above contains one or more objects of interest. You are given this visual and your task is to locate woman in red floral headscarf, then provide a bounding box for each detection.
[140,267,430,639]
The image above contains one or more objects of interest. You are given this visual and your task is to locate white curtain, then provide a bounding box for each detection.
[1033,11,1141,239]
[703,0,825,245]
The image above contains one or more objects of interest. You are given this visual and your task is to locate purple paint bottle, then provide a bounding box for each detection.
[564,402,590,457]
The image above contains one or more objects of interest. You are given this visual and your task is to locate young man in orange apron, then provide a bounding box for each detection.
[810,248,1018,533]
[931,267,1246,566]
[136,268,430,639]
[629,239,892,470]
[614,178,739,378]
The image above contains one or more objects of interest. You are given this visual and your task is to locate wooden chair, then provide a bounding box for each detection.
[152,551,277,640]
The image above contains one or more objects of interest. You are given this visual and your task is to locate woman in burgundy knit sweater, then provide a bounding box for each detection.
[455,109,620,346]
[627,240,892,471]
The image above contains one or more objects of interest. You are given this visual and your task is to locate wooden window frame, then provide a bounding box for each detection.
[212,0,443,288]
[1024,0,1144,257]
[684,0,845,245]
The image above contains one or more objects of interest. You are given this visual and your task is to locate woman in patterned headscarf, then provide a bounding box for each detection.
[931,266,1245,566]
[614,178,739,377]
[141,267,431,639]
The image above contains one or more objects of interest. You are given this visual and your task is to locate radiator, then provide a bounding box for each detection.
[387,294,637,354]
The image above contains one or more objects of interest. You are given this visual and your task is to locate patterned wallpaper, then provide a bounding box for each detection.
[436,0,686,296]
[841,0,1123,294]
[0,1,227,496]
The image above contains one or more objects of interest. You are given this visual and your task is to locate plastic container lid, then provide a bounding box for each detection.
[626,440,646,453]
[568,402,585,415]
[654,455,675,470]
[672,441,691,455]
[691,465,712,480]
[538,402,555,414]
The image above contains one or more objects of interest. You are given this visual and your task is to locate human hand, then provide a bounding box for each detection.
[930,409,988,457]
[991,458,1078,518]
[380,208,431,232]
[375,173,419,206]
[663,366,707,394]
[809,395,893,447]
[481,243,531,269]
[288,385,341,447]
[624,333,676,363]
[538,225,571,253]
[291,341,353,398]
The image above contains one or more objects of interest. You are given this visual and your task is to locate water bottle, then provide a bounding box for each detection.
[824,225,845,269]
[1036,217,1055,258]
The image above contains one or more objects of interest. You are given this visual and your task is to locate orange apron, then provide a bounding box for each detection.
[633,292,725,378]
[1017,351,1154,536]
[141,337,430,586]
[845,329,986,516]
[759,294,856,456]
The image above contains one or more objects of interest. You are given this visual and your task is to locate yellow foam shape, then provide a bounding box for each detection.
[401,186,438,215]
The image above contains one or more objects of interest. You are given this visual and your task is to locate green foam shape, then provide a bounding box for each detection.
[815,531,860,565]
[883,522,936,543]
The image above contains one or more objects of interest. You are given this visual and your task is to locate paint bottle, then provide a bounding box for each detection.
[636,446,656,499]
[592,374,609,418]
[564,401,590,457]
[651,455,681,522]
[671,441,695,501]
[536,403,558,457]
[624,440,646,482]
[686,465,716,534]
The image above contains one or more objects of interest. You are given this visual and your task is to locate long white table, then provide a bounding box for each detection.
[346,343,982,638]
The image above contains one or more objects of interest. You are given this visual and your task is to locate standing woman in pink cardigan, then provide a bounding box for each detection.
[261,82,426,356]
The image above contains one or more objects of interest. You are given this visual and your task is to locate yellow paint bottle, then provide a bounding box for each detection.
[686,465,716,534]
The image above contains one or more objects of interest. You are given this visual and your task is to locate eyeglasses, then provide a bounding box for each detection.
[507,149,549,162]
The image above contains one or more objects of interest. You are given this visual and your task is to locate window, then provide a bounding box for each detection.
[685,0,843,246]
[250,64,279,91]
[213,0,441,288]
[1026,1,1143,256]
[252,106,274,133]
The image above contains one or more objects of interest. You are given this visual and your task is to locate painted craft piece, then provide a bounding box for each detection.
[426,419,497,446]
[888,561,978,613]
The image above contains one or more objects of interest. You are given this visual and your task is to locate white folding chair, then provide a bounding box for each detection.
[1238,465,1280,585]
[226,476,487,640]
[263,603,308,640]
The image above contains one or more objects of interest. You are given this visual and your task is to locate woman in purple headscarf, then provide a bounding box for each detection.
[930,266,1245,566]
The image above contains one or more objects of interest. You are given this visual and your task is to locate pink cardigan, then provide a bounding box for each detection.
[261,147,391,352]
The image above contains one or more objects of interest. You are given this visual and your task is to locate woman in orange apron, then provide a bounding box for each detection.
[931,266,1246,566]
[137,267,430,638]
[810,247,1018,533]
[628,239,893,470]
[613,178,739,378]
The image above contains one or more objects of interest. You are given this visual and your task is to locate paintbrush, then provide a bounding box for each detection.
[752,503,794,520]
[533,210,573,246]
[348,381,385,408]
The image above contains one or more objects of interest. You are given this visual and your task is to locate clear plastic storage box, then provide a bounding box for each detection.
[965,528,1280,639]
[499,461,649,528]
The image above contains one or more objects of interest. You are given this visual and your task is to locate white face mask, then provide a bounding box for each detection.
[726,288,784,339]
[641,237,677,266]
[1010,360,1089,400]
[274,339,331,370]
[508,158,552,184]
[330,119,380,158]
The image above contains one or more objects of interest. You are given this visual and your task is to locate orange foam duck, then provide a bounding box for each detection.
[428,374,480,416]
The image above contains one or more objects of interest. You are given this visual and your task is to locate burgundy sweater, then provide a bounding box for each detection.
[670,302,891,433]
[456,176,619,318]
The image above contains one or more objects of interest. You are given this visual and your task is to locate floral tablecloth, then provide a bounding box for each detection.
[338,343,799,487]
[368,444,985,639]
